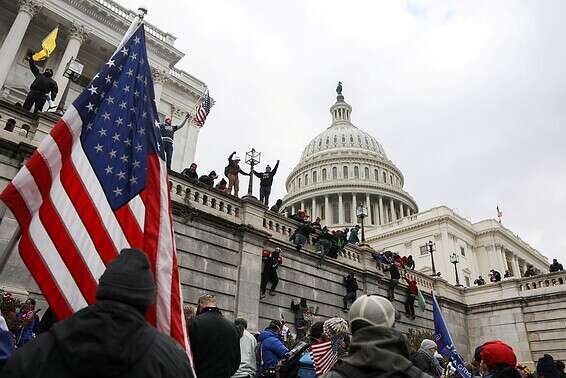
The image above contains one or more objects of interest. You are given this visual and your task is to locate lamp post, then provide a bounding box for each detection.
[243,148,260,200]
[356,202,368,243]
[427,240,438,276]
[450,252,463,286]
[56,57,84,114]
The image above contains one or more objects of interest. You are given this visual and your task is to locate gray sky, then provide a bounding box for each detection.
[119,0,566,261]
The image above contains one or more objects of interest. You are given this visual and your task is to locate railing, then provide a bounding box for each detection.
[168,68,208,95]
[519,271,566,291]
[92,0,176,45]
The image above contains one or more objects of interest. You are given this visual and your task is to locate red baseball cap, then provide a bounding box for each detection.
[480,340,517,368]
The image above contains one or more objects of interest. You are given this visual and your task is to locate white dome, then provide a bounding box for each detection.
[300,124,388,162]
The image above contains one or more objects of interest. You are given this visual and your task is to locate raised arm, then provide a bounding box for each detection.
[252,170,262,179]
[27,55,40,77]
[173,114,190,132]
[271,160,280,176]
[228,151,236,163]
[239,168,250,176]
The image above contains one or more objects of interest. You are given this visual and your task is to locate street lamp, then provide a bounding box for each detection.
[243,148,261,199]
[427,240,438,276]
[450,252,463,287]
[56,57,84,114]
[356,202,368,243]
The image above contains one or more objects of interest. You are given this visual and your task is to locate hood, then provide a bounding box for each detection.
[51,300,157,377]
[342,326,414,373]
[258,329,279,342]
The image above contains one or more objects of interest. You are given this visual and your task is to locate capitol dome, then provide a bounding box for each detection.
[282,86,418,229]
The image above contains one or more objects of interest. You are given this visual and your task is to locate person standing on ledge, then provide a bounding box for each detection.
[23,52,58,113]
[225,152,249,197]
[160,113,190,171]
[253,160,279,206]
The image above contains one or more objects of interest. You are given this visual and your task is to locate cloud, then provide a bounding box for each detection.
[117,0,566,261]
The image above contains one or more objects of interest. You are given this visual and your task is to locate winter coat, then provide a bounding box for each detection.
[412,349,441,378]
[189,307,240,378]
[404,278,418,295]
[258,329,288,372]
[225,152,247,176]
[253,161,279,187]
[232,329,257,378]
[198,174,214,186]
[1,300,192,378]
[298,352,316,378]
[322,326,433,378]
[160,117,188,144]
[28,59,58,98]
[344,276,359,293]
[181,168,198,180]
[385,264,401,280]
[348,228,359,243]
[550,262,564,272]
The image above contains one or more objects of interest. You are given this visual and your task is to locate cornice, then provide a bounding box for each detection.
[18,0,44,17]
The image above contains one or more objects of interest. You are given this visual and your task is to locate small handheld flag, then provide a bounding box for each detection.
[193,91,211,128]
[432,294,471,378]
[32,26,59,61]
[417,289,426,312]
[496,206,503,223]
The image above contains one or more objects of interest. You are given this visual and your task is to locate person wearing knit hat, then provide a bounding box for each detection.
[479,340,520,378]
[324,317,350,359]
[322,295,431,378]
[2,248,193,378]
[412,339,443,378]
[537,354,561,378]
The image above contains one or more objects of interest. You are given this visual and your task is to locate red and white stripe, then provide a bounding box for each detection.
[311,339,338,376]
[0,105,190,357]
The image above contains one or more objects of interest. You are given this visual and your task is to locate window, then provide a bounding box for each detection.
[375,169,379,181]
[292,182,295,191]
[305,174,309,186]
[354,166,359,178]
[420,245,429,255]
[344,202,351,223]
[332,167,337,179]
[322,168,327,181]
[313,171,317,184]
[460,246,465,257]
[334,136,337,144]
[390,175,393,184]
[350,136,354,143]
[383,172,387,182]
[343,166,348,179]
[298,177,301,188]
[342,135,346,143]
[364,167,370,179]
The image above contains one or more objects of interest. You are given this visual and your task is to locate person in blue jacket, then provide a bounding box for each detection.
[258,320,288,377]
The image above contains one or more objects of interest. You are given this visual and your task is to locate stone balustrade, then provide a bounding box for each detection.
[519,271,566,292]
[0,100,36,139]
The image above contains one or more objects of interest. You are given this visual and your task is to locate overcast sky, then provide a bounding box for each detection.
[118,0,566,261]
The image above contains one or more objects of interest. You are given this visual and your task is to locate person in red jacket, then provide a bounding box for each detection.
[403,275,418,320]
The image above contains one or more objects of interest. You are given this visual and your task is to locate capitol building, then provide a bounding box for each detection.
[283,87,549,287]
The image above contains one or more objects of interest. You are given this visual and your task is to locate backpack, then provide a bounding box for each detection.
[276,341,311,378]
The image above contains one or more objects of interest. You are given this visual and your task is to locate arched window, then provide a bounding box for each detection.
[333,135,337,144]
[332,167,337,179]
[374,169,379,181]
[322,168,327,181]
[305,174,309,186]
[313,171,317,184]
[390,174,393,184]
[354,166,359,178]
[298,177,301,188]
[342,135,346,143]
[383,172,387,182]
[350,136,354,143]
[364,167,370,179]
[343,166,348,179]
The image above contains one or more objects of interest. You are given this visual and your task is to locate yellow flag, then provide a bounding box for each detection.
[32,26,58,61]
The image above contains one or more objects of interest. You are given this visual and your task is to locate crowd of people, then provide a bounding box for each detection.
[473,259,564,287]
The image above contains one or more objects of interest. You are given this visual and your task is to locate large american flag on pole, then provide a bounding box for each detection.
[0,23,191,360]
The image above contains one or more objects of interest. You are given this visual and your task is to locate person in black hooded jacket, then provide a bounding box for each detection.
[1,248,193,378]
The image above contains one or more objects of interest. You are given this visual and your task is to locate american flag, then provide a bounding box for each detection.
[0,24,192,362]
[193,91,211,128]
[497,205,503,223]
[310,339,338,376]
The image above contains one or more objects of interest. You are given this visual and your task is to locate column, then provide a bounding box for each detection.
[512,254,521,277]
[300,201,305,212]
[378,196,384,225]
[0,0,44,89]
[366,194,372,224]
[311,197,316,219]
[407,207,412,216]
[151,67,170,109]
[501,249,509,273]
[400,203,405,218]
[291,204,296,215]
[324,195,329,224]
[352,193,357,223]
[390,199,397,222]
[52,22,89,100]
[338,194,344,224]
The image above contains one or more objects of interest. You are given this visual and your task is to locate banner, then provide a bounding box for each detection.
[432,293,471,378]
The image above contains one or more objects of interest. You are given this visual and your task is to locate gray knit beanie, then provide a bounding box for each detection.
[96,248,156,308]
[348,295,396,331]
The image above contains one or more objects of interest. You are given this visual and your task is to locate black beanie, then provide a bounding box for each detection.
[537,354,561,378]
[96,248,156,308]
